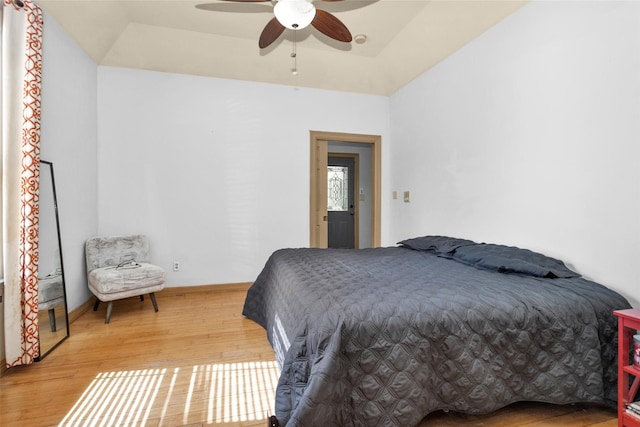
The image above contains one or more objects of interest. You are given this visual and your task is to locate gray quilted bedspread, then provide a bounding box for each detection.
[242,247,631,426]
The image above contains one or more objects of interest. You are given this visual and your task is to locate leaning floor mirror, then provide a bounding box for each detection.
[36,160,69,360]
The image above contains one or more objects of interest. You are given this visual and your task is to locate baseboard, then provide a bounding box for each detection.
[162,282,252,297]
[68,298,95,324]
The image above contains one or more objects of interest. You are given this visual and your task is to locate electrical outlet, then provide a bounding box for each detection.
[173,261,180,272]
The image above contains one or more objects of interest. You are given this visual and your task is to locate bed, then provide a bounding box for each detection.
[242,236,632,426]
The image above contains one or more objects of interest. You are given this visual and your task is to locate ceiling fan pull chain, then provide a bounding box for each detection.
[291,25,298,75]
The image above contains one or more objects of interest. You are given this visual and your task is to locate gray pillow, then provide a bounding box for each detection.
[451,243,580,278]
[398,235,476,254]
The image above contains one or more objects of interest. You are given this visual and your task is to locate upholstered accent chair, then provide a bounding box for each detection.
[85,235,165,324]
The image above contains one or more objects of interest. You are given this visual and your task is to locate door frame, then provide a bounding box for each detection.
[310,130,381,248]
[328,153,359,249]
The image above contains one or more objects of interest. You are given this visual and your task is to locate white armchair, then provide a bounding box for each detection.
[85,235,165,324]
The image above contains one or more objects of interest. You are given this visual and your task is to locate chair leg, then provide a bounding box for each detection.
[48,308,57,332]
[140,295,145,302]
[93,298,101,311]
[149,292,159,312]
[105,301,113,324]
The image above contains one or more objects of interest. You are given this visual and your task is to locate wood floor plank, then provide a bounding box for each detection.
[0,284,619,426]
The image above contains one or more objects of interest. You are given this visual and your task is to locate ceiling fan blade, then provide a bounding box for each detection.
[259,17,286,48]
[311,9,352,43]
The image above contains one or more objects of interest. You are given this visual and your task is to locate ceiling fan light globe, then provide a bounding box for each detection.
[274,0,316,30]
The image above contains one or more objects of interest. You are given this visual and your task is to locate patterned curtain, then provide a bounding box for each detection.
[1,0,43,367]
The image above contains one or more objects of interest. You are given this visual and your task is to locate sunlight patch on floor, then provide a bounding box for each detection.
[58,361,280,426]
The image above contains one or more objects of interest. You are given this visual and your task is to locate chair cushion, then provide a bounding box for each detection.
[38,274,65,311]
[88,262,165,299]
[39,274,64,303]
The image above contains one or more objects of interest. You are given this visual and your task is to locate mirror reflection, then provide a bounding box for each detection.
[36,160,69,360]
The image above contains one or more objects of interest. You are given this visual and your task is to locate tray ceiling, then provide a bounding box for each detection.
[38,0,528,95]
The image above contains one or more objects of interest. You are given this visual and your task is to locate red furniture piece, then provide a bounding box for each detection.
[614,308,640,427]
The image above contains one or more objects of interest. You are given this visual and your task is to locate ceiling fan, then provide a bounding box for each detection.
[218,0,355,49]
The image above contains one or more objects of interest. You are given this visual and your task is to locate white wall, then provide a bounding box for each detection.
[40,12,98,310]
[389,1,640,307]
[97,67,390,287]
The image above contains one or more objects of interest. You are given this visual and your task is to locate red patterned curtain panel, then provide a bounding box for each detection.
[1,0,43,367]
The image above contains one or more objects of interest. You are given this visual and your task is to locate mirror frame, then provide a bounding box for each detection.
[35,160,69,361]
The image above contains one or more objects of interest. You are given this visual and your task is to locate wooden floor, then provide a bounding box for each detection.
[0,284,619,427]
